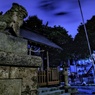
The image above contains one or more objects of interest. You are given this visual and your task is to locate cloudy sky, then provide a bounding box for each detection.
[0,0,95,37]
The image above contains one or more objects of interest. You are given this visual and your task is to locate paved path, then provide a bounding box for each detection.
[72,86,95,95]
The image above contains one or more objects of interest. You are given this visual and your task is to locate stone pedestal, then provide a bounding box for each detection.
[63,67,71,93]
[0,32,27,55]
[0,32,42,95]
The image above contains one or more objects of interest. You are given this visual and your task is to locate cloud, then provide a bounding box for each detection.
[38,0,57,11]
[37,0,65,12]
[54,11,69,16]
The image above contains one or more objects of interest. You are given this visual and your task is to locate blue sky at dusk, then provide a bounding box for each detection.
[0,0,95,37]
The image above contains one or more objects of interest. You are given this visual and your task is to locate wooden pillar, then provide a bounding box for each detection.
[41,53,44,71]
[46,51,49,85]
[47,51,49,70]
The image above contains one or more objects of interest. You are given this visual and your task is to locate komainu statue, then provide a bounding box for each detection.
[0,3,28,36]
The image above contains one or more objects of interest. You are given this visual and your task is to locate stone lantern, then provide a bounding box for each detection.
[63,62,69,87]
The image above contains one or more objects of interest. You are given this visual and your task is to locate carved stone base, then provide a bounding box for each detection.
[0,51,42,67]
[0,32,27,55]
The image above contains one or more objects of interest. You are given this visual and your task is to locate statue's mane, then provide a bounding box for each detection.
[0,3,28,37]
[4,3,28,18]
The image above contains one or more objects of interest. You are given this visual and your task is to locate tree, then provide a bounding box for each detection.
[38,25,74,66]
[73,15,95,59]
[23,15,43,31]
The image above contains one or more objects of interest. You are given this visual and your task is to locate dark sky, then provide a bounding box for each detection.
[0,0,95,37]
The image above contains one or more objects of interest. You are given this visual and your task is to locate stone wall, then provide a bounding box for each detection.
[0,66,38,95]
[0,79,21,95]
[0,32,42,95]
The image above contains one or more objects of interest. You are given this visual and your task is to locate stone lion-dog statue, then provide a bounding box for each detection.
[0,3,28,36]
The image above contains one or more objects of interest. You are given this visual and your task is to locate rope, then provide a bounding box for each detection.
[29,48,44,53]
[30,49,44,52]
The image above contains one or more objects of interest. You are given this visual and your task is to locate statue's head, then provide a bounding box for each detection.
[0,3,28,36]
[11,3,28,19]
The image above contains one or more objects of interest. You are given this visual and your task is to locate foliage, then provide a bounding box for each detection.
[45,26,73,65]
[73,16,95,59]
[23,15,43,31]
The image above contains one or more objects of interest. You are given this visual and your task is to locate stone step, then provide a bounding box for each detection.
[38,87,59,93]
[38,86,77,95]
[60,93,71,95]
[38,87,65,95]
[38,90,64,95]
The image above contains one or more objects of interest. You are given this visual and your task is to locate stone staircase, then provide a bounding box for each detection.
[38,87,71,95]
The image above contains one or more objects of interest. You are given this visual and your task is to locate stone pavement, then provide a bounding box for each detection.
[38,87,64,95]
[38,86,77,95]
[72,85,95,95]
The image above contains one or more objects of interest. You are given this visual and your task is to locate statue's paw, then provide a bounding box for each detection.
[4,29,11,35]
